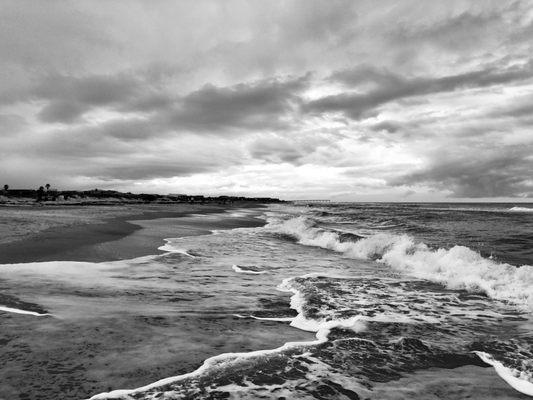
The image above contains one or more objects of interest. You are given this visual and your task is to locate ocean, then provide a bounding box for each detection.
[1,203,533,399]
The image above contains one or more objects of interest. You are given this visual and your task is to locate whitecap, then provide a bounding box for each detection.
[474,351,533,396]
[266,216,533,310]
[87,274,366,400]
[509,206,533,212]
[231,265,267,274]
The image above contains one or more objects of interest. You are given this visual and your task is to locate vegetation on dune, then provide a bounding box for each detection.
[0,184,284,205]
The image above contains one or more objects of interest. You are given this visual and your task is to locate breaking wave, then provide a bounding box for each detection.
[509,206,533,212]
[231,265,267,274]
[267,216,533,310]
[87,274,366,400]
[474,351,533,396]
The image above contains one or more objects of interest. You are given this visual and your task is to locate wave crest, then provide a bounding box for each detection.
[509,206,533,212]
[266,216,533,309]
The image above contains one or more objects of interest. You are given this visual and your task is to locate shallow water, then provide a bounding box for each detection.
[1,204,532,399]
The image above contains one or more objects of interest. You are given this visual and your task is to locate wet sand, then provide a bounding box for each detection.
[0,204,256,264]
[2,205,524,400]
[0,205,143,245]
[0,303,307,400]
[368,365,531,399]
[0,205,315,400]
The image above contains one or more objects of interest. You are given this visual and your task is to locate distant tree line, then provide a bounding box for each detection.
[1,185,284,205]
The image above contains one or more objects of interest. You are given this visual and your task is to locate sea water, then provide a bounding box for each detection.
[1,203,532,399]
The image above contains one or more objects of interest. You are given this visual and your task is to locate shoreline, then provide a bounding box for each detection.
[0,204,312,400]
[88,274,526,400]
[0,203,264,264]
[1,203,529,399]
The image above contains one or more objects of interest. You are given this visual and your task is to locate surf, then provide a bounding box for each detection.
[266,215,533,310]
[87,274,367,400]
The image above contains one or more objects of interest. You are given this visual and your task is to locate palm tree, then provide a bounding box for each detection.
[37,186,44,202]
[45,183,51,191]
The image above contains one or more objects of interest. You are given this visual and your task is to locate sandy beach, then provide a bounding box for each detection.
[0,203,310,400]
[4,2,533,398]
[1,204,531,399]
[0,204,260,264]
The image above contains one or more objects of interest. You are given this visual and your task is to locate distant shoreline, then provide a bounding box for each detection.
[0,188,284,207]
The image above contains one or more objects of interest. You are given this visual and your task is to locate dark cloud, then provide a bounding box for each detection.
[305,63,533,120]
[370,121,402,133]
[30,73,171,123]
[89,162,218,181]
[248,136,309,164]
[7,124,239,184]
[21,130,132,159]
[34,74,140,106]
[392,147,533,198]
[247,131,340,166]
[249,142,304,164]
[37,101,88,124]
[488,95,533,120]
[1,1,532,199]
[24,72,307,134]
[167,75,308,132]
[0,70,176,124]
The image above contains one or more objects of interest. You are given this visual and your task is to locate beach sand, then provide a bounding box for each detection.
[1,204,526,400]
[367,365,531,399]
[0,205,140,245]
[0,204,256,264]
[0,203,316,400]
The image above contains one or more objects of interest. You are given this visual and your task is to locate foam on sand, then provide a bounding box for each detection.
[232,313,294,322]
[157,239,196,258]
[231,265,267,274]
[87,274,366,400]
[0,306,49,316]
[474,351,533,396]
[267,216,533,310]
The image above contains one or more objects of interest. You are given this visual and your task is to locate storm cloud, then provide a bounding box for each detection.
[1,0,532,200]
[392,147,533,198]
[304,62,533,120]
[166,75,308,132]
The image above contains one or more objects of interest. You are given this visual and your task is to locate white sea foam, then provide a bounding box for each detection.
[509,206,533,212]
[233,313,294,322]
[226,210,251,218]
[88,274,366,400]
[267,216,533,310]
[231,265,267,274]
[157,239,196,258]
[474,351,533,396]
[276,276,367,336]
[0,306,49,316]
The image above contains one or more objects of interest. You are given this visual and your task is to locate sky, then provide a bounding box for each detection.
[1,0,532,201]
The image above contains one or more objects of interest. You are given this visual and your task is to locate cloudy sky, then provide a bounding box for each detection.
[1,0,532,201]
